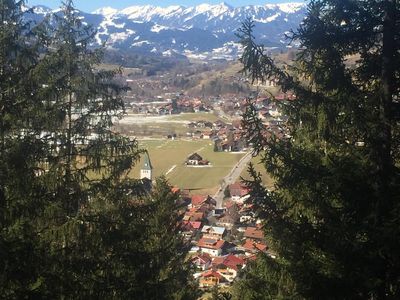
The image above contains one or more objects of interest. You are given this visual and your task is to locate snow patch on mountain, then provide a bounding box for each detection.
[277,3,304,14]
[93,7,117,16]
[109,30,135,43]
[132,40,151,47]
[254,13,281,23]
[151,24,169,33]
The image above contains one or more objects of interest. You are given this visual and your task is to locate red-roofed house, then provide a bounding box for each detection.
[197,238,225,256]
[189,195,216,210]
[191,195,206,207]
[244,226,265,241]
[229,182,249,201]
[184,209,205,222]
[212,254,245,280]
[241,239,268,255]
[191,253,212,271]
[180,221,202,239]
[199,270,225,288]
[189,221,202,230]
[212,254,245,270]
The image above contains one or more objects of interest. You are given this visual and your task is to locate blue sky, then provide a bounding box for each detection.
[26,0,304,12]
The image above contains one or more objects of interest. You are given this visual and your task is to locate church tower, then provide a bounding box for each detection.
[140,151,153,181]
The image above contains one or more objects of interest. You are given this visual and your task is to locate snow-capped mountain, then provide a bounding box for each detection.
[25,2,306,60]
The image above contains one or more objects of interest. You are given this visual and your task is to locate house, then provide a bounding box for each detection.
[187,153,203,165]
[189,221,202,230]
[216,202,240,229]
[214,265,238,283]
[241,239,268,255]
[201,226,226,240]
[229,182,249,201]
[187,212,205,222]
[180,221,202,239]
[186,153,209,165]
[199,270,225,288]
[190,195,216,209]
[216,214,236,229]
[191,253,212,271]
[244,226,265,241]
[212,255,245,282]
[185,207,205,222]
[190,195,206,208]
[197,238,225,256]
[212,254,245,272]
[240,211,256,224]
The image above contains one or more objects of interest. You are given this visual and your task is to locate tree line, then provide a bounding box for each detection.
[0,1,197,298]
[230,0,400,299]
[2,0,400,299]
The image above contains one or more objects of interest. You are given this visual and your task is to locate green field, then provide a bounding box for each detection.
[131,139,245,195]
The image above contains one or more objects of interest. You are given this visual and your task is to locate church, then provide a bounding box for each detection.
[140,151,153,181]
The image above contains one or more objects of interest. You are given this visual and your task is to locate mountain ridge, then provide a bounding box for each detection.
[25,2,306,60]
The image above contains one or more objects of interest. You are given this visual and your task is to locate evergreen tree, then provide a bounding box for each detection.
[1,1,199,298]
[127,177,199,299]
[28,1,145,296]
[0,0,46,297]
[235,0,400,299]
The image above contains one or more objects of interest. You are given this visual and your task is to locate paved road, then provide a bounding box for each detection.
[212,150,253,208]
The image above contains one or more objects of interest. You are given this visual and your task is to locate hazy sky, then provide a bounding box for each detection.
[26,0,305,12]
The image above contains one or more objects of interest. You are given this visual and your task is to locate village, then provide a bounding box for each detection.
[132,91,294,292]
[139,150,270,290]
[119,71,295,292]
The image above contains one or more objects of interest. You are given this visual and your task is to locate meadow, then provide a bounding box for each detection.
[131,139,246,195]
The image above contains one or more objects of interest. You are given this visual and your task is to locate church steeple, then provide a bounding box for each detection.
[140,151,153,180]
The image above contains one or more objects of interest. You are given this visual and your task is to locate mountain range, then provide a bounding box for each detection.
[26,2,306,60]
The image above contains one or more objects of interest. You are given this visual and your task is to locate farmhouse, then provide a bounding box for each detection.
[186,153,209,165]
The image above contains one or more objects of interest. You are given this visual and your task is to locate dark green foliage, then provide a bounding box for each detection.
[235,0,400,299]
[0,0,45,297]
[211,285,233,300]
[233,254,299,300]
[128,177,199,300]
[0,1,198,298]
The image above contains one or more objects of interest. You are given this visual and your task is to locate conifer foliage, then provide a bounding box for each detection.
[0,1,197,298]
[235,0,400,299]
